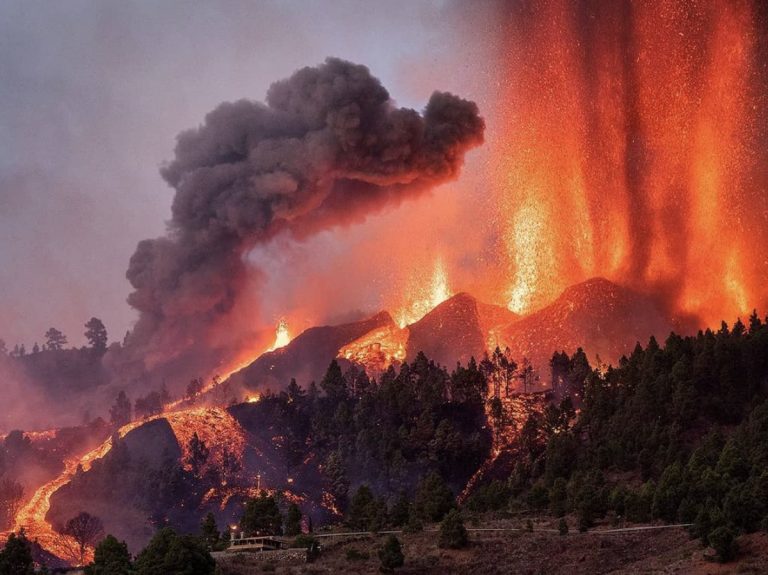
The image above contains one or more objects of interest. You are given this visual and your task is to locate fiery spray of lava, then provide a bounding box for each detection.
[494,0,768,324]
[395,257,453,327]
[267,319,291,352]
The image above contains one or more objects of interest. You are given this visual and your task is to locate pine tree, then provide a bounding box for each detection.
[0,530,34,575]
[347,485,375,530]
[285,503,302,537]
[84,317,108,354]
[86,534,132,575]
[438,510,468,549]
[200,513,220,550]
[240,491,283,536]
[44,327,67,350]
[414,471,454,522]
[708,525,738,563]
[109,391,132,428]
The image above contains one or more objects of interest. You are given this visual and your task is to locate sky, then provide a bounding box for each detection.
[0,0,503,348]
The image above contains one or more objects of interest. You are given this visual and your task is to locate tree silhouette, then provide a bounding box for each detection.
[84,317,108,354]
[0,530,34,575]
[285,503,302,537]
[87,534,132,575]
[438,510,468,549]
[64,512,104,565]
[44,327,68,350]
[200,513,220,550]
[241,491,283,536]
[186,433,210,478]
[0,479,24,530]
[109,391,132,428]
[378,535,404,572]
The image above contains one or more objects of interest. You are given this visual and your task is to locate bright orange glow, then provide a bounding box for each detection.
[267,318,291,352]
[246,394,261,403]
[395,257,453,328]
[493,0,767,325]
[338,323,408,377]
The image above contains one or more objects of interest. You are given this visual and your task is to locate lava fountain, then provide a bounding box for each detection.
[395,257,453,328]
[494,0,768,325]
[267,319,291,352]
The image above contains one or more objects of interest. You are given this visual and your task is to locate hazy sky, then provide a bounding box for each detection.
[0,0,501,348]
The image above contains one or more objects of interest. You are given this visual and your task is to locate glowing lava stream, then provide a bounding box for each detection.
[12,407,246,564]
[162,320,292,411]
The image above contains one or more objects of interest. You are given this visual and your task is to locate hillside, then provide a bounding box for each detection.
[406,293,516,368]
[498,277,675,368]
[231,312,395,390]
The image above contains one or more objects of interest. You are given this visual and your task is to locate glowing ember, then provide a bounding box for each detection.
[395,258,453,328]
[267,318,291,352]
[246,394,261,403]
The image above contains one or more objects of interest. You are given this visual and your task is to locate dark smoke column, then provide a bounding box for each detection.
[125,58,484,381]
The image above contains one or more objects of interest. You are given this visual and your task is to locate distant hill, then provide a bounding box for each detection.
[406,293,517,367]
[229,279,676,392]
[229,311,394,389]
[498,277,675,369]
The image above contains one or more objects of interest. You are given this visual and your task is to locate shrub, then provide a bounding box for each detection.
[378,535,404,573]
[439,510,469,549]
[293,534,318,549]
[708,526,738,563]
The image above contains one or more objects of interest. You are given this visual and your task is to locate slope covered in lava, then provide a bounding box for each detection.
[45,406,307,555]
[498,277,674,369]
[337,293,518,376]
[231,311,394,389]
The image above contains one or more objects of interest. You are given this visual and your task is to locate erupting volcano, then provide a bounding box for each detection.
[3,2,768,571]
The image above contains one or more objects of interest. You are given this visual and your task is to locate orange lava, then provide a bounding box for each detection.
[338,324,408,378]
[12,418,146,564]
[12,407,246,564]
[267,319,291,352]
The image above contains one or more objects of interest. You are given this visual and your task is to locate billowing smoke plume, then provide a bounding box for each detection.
[124,58,484,381]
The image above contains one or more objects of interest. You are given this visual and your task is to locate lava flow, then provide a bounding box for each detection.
[162,319,292,411]
[338,323,409,378]
[12,407,246,564]
[12,418,147,563]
